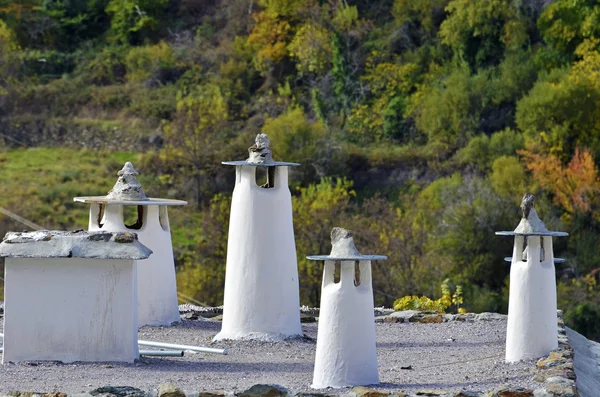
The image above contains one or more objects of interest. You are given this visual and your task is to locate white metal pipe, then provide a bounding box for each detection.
[0,333,3,338]
[138,340,228,355]
[139,349,183,357]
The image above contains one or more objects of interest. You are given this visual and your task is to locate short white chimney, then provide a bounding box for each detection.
[307,227,387,388]
[74,162,187,326]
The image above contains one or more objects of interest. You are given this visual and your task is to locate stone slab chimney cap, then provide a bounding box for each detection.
[73,162,187,206]
[307,227,387,261]
[222,134,300,167]
[495,193,568,237]
[0,230,153,260]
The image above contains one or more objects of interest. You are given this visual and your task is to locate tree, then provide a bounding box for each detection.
[163,83,229,208]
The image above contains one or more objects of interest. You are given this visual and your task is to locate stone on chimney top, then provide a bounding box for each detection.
[247,134,274,165]
[330,227,361,257]
[514,193,549,234]
[0,230,152,260]
[106,162,149,201]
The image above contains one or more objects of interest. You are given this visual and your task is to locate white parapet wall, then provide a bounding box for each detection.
[214,165,302,340]
[0,230,152,363]
[74,162,187,327]
[312,259,379,388]
[506,235,558,362]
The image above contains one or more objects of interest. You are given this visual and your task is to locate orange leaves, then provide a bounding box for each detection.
[520,147,599,217]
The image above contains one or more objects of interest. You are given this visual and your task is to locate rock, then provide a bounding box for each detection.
[350,386,390,397]
[90,386,147,397]
[534,368,576,382]
[7,393,67,397]
[475,313,507,321]
[158,384,185,397]
[409,313,445,323]
[544,383,578,397]
[197,392,225,397]
[236,384,288,397]
[415,390,450,396]
[209,314,223,322]
[453,392,484,397]
[544,377,574,386]
[495,387,533,397]
[537,352,568,369]
[386,310,421,323]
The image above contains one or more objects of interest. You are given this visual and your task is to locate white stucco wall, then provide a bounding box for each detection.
[214,166,302,341]
[506,236,558,362]
[88,203,180,326]
[312,260,379,388]
[3,258,138,363]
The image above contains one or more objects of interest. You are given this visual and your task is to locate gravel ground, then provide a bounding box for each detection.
[0,317,542,395]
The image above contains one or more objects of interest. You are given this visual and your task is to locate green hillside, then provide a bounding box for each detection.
[1,0,600,340]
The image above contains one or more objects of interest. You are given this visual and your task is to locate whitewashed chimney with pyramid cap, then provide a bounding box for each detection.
[496,193,568,362]
[74,162,187,326]
[307,228,387,389]
[214,134,302,341]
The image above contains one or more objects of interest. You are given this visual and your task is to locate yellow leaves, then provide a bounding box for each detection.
[247,11,292,72]
[332,4,358,31]
[392,279,465,312]
[288,23,333,75]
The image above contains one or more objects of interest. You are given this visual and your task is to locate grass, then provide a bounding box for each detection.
[0,147,146,230]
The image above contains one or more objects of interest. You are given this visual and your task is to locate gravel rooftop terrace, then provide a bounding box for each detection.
[0,316,543,395]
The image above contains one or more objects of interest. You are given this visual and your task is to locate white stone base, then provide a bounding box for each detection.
[3,258,139,363]
[506,236,558,362]
[312,260,379,389]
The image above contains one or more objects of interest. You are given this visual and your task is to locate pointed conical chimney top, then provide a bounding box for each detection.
[247,134,274,164]
[514,193,548,234]
[330,227,361,257]
[106,162,149,201]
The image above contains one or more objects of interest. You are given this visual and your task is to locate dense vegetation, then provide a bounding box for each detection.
[1,0,600,340]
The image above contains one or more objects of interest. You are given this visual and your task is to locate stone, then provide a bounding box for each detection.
[90,386,147,397]
[544,377,574,386]
[534,368,576,382]
[0,230,151,260]
[386,310,421,323]
[409,313,444,323]
[514,194,548,234]
[330,227,361,257]
[537,352,568,369]
[495,387,534,397]
[544,383,578,397]
[453,392,484,397]
[247,134,274,164]
[158,384,186,397]
[106,162,148,201]
[236,384,288,397]
[350,386,389,397]
[197,393,226,397]
[475,312,507,321]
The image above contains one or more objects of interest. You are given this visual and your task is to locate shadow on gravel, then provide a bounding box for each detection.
[376,340,502,348]
[136,360,314,373]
